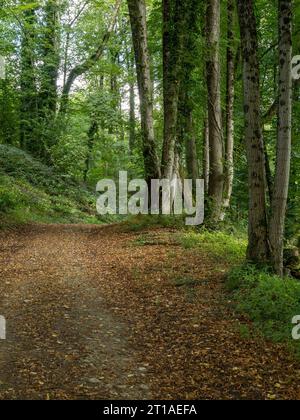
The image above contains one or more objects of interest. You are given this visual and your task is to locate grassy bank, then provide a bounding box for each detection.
[179,230,300,356]
[0,145,106,227]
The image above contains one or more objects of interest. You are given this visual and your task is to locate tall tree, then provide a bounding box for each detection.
[269,0,293,275]
[177,0,200,184]
[203,117,210,193]
[237,0,269,263]
[39,0,60,161]
[129,75,136,154]
[222,0,235,217]
[206,0,224,221]
[59,0,122,117]
[161,0,183,180]
[127,48,136,154]
[19,2,38,153]
[127,0,161,182]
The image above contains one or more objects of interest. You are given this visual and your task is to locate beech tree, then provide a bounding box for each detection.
[1,0,299,278]
[161,0,183,180]
[206,0,224,222]
[19,2,38,153]
[222,0,235,217]
[269,0,293,275]
[127,0,161,182]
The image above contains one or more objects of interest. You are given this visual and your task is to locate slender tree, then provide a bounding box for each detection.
[161,0,183,180]
[206,0,224,221]
[269,0,293,275]
[203,117,210,194]
[128,48,136,154]
[222,0,235,217]
[127,0,161,182]
[177,0,199,184]
[237,0,269,263]
[129,78,136,154]
[20,2,38,153]
[39,0,60,161]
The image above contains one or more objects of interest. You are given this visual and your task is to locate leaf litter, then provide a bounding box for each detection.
[0,223,299,400]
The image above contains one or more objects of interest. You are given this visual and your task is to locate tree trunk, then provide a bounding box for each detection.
[185,113,199,183]
[84,120,98,183]
[127,0,161,182]
[262,98,279,202]
[222,0,235,217]
[40,1,60,115]
[206,0,224,221]
[39,0,60,162]
[129,78,136,153]
[161,0,183,179]
[203,117,210,194]
[269,0,293,275]
[20,3,38,153]
[177,0,199,184]
[237,0,269,263]
[59,0,122,117]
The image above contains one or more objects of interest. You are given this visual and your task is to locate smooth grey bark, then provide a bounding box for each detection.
[203,117,210,194]
[206,0,224,221]
[237,0,269,263]
[185,113,199,183]
[20,3,38,153]
[269,0,293,275]
[161,0,183,179]
[129,77,136,154]
[127,0,161,181]
[127,48,136,154]
[222,0,235,217]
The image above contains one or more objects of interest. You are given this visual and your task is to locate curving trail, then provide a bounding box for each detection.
[0,224,299,400]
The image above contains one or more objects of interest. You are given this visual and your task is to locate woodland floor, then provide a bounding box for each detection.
[0,224,300,400]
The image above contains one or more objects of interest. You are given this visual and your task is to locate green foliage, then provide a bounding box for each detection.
[180,230,247,264]
[0,145,105,227]
[122,214,187,232]
[0,175,26,212]
[227,264,300,351]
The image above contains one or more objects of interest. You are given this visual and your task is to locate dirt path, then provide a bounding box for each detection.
[0,224,300,400]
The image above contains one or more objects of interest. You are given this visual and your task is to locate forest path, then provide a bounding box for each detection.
[0,224,300,400]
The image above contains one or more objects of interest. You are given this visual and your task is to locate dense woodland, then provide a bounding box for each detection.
[1,1,300,273]
[1,0,300,401]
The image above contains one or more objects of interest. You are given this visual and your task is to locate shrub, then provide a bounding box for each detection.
[227,264,300,348]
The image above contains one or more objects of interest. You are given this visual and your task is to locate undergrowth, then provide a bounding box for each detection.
[179,230,247,264]
[0,145,115,227]
[226,264,300,356]
[179,227,300,357]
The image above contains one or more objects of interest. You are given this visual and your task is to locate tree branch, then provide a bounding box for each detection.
[59,0,122,116]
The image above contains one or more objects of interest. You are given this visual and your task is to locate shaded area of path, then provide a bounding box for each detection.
[0,223,300,400]
[0,224,151,399]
